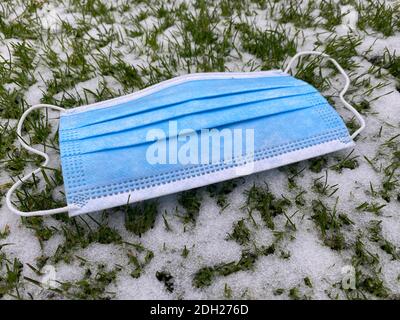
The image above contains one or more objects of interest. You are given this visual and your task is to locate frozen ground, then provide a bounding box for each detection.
[0,0,399,299]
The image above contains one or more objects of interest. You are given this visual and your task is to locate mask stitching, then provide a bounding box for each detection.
[64,125,350,208]
[314,100,352,142]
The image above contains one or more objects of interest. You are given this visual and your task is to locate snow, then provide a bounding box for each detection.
[0,0,399,300]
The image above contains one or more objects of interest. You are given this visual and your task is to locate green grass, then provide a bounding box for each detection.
[243,184,291,230]
[30,264,122,299]
[227,219,251,245]
[279,0,316,28]
[368,221,397,258]
[193,250,258,288]
[156,271,174,293]
[178,189,202,224]
[356,0,400,37]
[0,256,23,299]
[0,0,399,300]
[126,242,154,279]
[312,171,338,197]
[237,23,298,70]
[311,199,346,251]
[318,0,346,31]
[348,234,390,299]
[207,179,242,210]
[125,200,158,236]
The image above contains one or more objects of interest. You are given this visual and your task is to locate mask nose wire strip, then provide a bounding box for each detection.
[284,51,365,140]
[6,104,70,217]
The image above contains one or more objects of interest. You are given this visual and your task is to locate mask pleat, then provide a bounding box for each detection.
[60,91,325,156]
[60,75,305,129]
[60,84,315,142]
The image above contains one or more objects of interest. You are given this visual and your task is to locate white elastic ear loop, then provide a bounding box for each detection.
[284,51,366,140]
[6,104,70,217]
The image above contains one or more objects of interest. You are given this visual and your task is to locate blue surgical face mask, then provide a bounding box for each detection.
[7,51,365,217]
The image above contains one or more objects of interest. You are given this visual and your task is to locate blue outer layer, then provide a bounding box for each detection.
[59,75,351,208]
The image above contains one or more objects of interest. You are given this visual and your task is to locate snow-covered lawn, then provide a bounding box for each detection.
[0,0,399,299]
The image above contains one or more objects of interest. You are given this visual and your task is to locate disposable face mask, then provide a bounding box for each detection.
[6,51,365,217]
